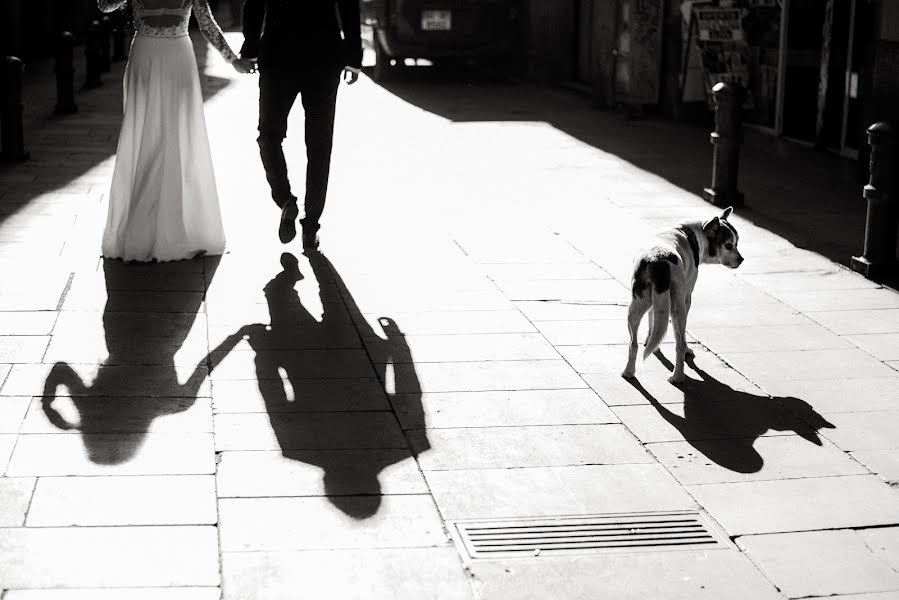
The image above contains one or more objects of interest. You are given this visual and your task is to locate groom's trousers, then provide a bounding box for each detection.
[257,65,341,234]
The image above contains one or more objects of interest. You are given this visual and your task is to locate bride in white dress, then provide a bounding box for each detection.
[98,0,252,262]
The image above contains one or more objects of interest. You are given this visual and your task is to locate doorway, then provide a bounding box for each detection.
[780,0,875,155]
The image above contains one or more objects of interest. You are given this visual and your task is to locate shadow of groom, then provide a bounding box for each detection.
[626,354,835,474]
[234,251,428,520]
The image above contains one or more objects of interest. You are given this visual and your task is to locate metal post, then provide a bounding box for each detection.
[100,16,112,73]
[851,122,898,279]
[0,56,29,162]
[85,19,103,89]
[703,82,745,207]
[55,32,78,115]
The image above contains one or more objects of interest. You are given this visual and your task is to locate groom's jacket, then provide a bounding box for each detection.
[240,0,362,70]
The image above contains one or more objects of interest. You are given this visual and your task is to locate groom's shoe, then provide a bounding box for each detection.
[278,202,299,244]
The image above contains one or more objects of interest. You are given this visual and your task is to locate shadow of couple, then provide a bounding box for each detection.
[42,250,425,520]
[626,353,835,474]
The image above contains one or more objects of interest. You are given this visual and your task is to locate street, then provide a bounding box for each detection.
[1,31,899,599]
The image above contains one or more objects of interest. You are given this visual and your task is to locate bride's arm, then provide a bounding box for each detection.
[98,0,128,13]
[191,0,239,63]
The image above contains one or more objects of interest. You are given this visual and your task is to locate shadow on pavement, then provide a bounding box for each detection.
[626,354,835,474]
[39,256,235,464]
[369,67,888,279]
[230,251,427,520]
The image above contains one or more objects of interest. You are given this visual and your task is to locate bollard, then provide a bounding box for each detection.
[85,19,103,89]
[100,16,112,73]
[55,32,78,115]
[0,56,30,162]
[851,122,898,279]
[112,13,127,62]
[703,82,745,207]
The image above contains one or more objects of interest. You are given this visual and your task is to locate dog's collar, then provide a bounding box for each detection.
[684,228,700,265]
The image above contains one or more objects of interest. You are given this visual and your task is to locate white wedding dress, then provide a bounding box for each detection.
[99,0,238,262]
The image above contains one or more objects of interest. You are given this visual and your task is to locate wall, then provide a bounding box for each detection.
[525,0,575,82]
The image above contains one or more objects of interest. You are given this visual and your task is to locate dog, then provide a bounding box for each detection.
[622,207,743,383]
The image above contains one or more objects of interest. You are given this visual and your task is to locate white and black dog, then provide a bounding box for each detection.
[622,207,744,383]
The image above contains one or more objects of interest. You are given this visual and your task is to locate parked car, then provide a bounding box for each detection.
[360,0,521,79]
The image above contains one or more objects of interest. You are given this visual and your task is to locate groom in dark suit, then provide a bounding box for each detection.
[240,0,362,249]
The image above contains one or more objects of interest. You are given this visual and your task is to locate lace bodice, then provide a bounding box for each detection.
[98,0,237,62]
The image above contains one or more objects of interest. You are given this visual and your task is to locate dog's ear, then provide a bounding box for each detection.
[703,216,721,233]
[721,206,733,220]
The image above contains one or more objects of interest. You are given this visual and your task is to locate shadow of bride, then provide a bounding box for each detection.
[626,354,835,474]
[234,251,427,520]
[41,257,243,464]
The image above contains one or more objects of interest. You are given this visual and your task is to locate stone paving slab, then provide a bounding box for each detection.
[51,311,208,341]
[221,547,474,600]
[584,367,765,407]
[0,397,30,432]
[340,289,514,313]
[808,309,899,335]
[0,477,35,527]
[60,287,207,314]
[216,449,427,497]
[5,433,215,476]
[409,424,651,470]
[772,289,899,312]
[0,312,58,335]
[356,310,536,337]
[3,589,222,600]
[425,464,696,520]
[852,451,899,483]
[688,475,899,535]
[0,526,220,589]
[556,343,730,376]
[690,323,853,353]
[759,377,899,413]
[513,300,628,322]
[847,334,899,361]
[723,349,897,383]
[366,332,559,363]
[533,319,663,346]
[25,475,216,526]
[2,364,211,398]
[0,434,16,473]
[218,495,447,551]
[213,412,406,451]
[211,378,388,413]
[43,332,210,367]
[209,349,375,380]
[73,270,207,292]
[820,411,899,451]
[482,262,610,280]
[679,303,812,328]
[492,279,626,302]
[467,550,782,600]
[647,435,869,485]
[207,323,362,351]
[739,529,899,598]
[20,397,212,434]
[391,389,619,429]
[389,360,587,393]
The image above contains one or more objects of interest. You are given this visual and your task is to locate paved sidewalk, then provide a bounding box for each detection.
[1,31,898,599]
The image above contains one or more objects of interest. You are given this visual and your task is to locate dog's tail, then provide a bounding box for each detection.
[643,262,672,359]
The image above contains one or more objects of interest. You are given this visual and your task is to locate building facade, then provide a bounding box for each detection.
[523,0,898,163]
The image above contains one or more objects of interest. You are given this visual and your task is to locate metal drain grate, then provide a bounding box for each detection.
[450,511,730,560]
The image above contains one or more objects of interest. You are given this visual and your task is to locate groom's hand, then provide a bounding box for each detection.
[343,67,360,85]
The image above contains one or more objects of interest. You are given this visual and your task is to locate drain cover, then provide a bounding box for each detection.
[449,511,730,560]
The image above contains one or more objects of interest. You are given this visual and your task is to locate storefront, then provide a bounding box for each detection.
[679,0,878,158]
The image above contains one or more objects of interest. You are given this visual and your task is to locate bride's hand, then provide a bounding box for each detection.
[232,58,256,74]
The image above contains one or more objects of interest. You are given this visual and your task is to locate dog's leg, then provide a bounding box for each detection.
[669,285,688,384]
[684,293,695,358]
[623,296,650,378]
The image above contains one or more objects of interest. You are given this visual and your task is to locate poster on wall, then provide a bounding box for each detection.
[680,3,753,108]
